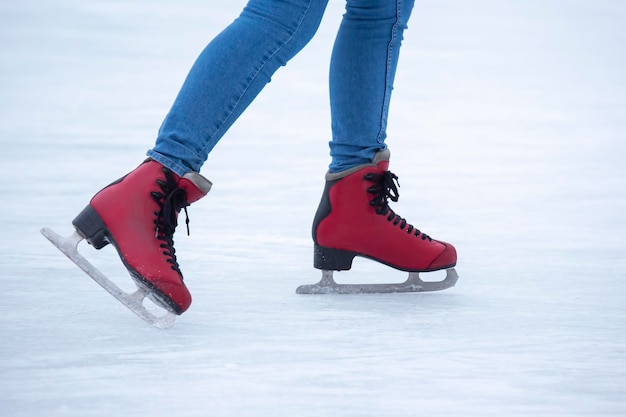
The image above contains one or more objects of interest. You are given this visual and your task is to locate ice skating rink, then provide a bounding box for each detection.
[1,1,625,416]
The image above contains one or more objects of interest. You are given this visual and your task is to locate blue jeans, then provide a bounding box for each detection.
[148,0,415,176]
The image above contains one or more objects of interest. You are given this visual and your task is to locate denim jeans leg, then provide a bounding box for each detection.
[148,0,329,176]
[328,0,415,172]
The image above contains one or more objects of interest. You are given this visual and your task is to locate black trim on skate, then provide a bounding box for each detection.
[72,204,184,315]
[311,179,339,245]
[314,243,457,273]
[314,244,357,270]
[72,205,111,249]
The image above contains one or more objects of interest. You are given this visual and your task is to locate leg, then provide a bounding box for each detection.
[309,0,458,289]
[329,0,414,172]
[70,0,329,315]
[149,0,329,176]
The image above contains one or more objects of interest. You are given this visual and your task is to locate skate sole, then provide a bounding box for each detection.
[313,243,457,273]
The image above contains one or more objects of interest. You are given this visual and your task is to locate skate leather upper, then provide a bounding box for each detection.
[88,160,210,313]
[314,156,457,272]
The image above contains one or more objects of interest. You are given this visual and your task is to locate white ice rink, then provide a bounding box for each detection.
[1,1,625,416]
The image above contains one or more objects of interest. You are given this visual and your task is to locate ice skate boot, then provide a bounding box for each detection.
[41,159,211,327]
[297,150,458,294]
[72,159,212,313]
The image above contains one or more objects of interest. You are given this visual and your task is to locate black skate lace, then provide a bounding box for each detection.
[364,171,432,241]
[150,168,191,276]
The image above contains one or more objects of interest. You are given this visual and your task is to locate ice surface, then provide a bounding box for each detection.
[1,1,625,416]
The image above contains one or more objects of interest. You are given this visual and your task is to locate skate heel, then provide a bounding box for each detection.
[72,205,110,249]
[314,244,357,271]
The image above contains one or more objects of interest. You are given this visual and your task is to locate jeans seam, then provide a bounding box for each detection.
[199,1,314,157]
[378,0,401,144]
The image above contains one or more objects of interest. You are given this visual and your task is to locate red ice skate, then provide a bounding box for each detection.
[71,159,212,314]
[41,159,212,327]
[297,150,458,294]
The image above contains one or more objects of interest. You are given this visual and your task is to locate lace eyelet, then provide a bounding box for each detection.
[364,170,432,241]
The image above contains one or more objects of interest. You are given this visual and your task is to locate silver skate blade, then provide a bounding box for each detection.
[41,227,177,329]
[296,268,459,295]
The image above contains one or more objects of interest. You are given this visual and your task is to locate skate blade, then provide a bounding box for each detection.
[41,227,177,329]
[296,268,459,295]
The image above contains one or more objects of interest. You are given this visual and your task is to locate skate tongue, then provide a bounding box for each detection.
[181,172,212,203]
[372,149,391,170]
